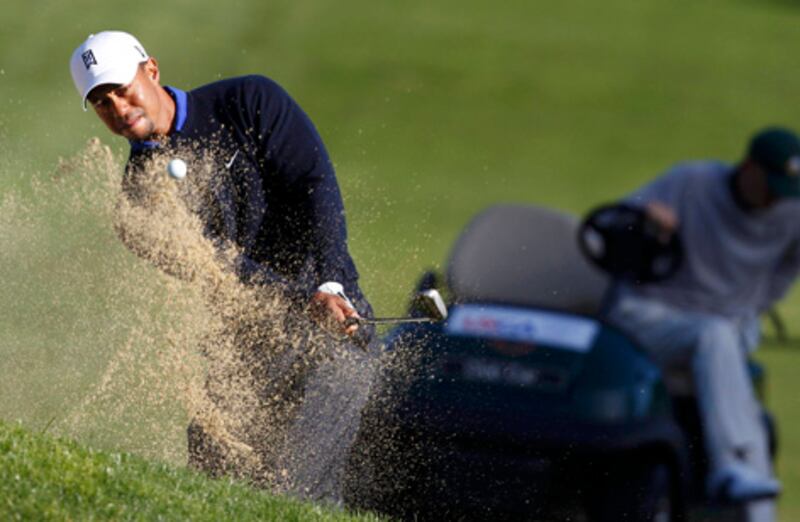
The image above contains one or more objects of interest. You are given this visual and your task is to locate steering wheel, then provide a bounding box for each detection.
[577,203,683,283]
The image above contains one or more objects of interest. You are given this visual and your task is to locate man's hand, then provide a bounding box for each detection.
[309,291,360,336]
[644,201,679,243]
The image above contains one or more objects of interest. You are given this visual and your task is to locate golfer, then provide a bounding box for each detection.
[69,30,377,500]
[607,127,800,522]
[70,30,371,339]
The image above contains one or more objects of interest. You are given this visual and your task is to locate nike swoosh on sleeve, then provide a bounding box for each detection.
[225,150,240,169]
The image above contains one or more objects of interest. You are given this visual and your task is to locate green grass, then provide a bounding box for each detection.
[2,0,800,519]
[0,421,379,521]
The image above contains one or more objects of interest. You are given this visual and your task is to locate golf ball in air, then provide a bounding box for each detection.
[167,158,187,180]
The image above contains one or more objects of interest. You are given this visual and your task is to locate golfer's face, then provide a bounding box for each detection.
[87,64,160,141]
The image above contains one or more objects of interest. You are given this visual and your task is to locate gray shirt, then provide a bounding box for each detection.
[625,160,800,320]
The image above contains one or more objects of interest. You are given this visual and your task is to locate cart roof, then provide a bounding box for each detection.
[446,204,609,315]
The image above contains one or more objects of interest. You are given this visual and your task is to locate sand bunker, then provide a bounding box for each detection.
[0,138,382,502]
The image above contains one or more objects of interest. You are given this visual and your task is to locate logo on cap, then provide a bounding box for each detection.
[787,156,800,176]
[81,50,97,70]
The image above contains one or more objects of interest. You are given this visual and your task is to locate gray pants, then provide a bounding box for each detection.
[268,343,379,502]
[607,293,775,522]
[188,337,380,504]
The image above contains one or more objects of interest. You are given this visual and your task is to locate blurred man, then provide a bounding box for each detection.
[607,127,800,522]
[69,30,376,500]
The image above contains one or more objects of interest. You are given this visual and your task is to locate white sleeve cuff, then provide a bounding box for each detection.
[317,281,355,310]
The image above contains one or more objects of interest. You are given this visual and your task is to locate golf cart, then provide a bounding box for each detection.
[344,203,777,522]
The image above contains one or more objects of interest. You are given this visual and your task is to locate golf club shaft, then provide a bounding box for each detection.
[345,316,435,327]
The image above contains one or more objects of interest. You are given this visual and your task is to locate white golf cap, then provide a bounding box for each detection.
[70,31,149,110]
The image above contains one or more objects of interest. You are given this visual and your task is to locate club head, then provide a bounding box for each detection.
[415,289,448,321]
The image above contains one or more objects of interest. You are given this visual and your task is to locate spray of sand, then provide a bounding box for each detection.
[0,138,388,501]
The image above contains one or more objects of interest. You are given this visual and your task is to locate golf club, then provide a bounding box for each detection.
[345,289,448,326]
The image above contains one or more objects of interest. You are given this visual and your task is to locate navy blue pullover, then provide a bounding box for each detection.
[125,75,372,321]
